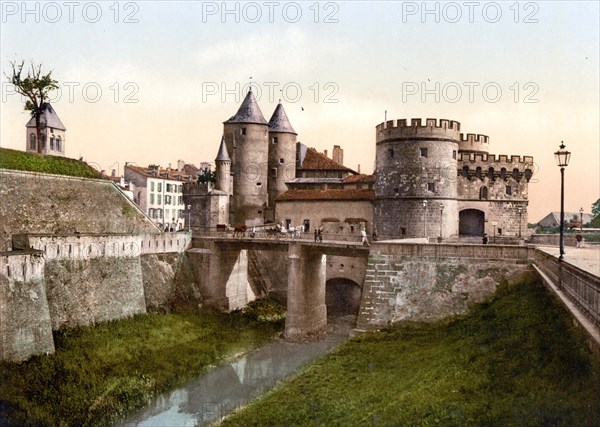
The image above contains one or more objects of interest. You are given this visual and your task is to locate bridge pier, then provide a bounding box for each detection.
[187,241,252,311]
[285,244,328,339]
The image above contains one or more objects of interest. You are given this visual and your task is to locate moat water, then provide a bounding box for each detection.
[118,316,355,426]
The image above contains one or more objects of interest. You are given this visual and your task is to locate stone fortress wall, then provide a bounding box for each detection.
[0,170,196,362]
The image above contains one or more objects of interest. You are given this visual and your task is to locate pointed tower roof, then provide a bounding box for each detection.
[224,88,268,125]
[215,136,231,162]
[26,103,66,130]
[268,102,296,135]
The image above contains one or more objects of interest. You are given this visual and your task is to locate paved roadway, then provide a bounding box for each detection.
[536,245,600,277]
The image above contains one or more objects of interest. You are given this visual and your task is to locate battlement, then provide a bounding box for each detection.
[376,118,461,142]
[460,133,489,144]
[458,153,534,165]
[459,133,490,153]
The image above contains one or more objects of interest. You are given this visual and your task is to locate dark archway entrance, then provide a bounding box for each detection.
[326,278,362,316]
[459,209,485,236]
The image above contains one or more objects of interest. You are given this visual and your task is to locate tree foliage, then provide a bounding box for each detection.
[592,198,600,218]
[5,60,59,154]
[197,167,216,184]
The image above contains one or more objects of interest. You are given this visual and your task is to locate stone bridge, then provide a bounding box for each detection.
[187,237,370,339]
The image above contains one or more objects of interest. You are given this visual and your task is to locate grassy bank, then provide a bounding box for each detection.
[221,276,600,426]
[0,302,284,426]
[0,147,101,178]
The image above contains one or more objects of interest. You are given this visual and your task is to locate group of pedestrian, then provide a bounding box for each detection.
[162,218,179,232]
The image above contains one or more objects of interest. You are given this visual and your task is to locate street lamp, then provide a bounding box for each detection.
[554,142,571,261]
[439,202,444,242]
[422,199,428,238]
[579,207,584,232]
[518,206,523,238]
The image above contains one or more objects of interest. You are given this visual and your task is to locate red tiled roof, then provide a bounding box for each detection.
[343,174,375,184]
[299,148,354,172]
[125,165,194,182]
[276,188,375,202]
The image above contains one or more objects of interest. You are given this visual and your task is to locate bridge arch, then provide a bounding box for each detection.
[459,209,485,236]
[326,277,362,316]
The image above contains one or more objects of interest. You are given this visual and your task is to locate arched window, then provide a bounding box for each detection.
[524,168,533,182]
[488,167,495,181]
[41,133,47,149]
[462,166,470,178]
[56,136,62,152]
[50,136,55,150]
[512,168,521,181]
[500,167,507,180]
[475,167,482,179]
[29,133,36,150]
[479,186,488,200]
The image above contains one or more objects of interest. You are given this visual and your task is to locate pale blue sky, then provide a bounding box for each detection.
[1,1,598,220]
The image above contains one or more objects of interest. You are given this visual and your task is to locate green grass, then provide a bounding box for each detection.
[0,147,101,178]
[221,276,600,427]
[0,307,284,426]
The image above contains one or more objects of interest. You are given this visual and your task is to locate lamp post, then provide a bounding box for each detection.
[439,202,444,242]
[422,199,428,238]
[554,142,571,261]
[187,204,192,232]
[518,206,523,238]
[579,207,584,232]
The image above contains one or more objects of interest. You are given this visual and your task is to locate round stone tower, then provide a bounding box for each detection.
[374,118,460,239]
[223,88,269,226]
[267,102,297,223]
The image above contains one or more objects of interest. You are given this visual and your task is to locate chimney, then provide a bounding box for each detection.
[177,159,185,171]
[324,149,328,158]
[332,145,343,165]
[168,163,172,171]
[111,169,116,177]
[358,164,361,174]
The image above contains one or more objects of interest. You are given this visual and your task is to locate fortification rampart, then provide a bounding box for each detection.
[12,232,191,261]
[357,243,533,329]
[376,118,461,142]
[0,251,55,361]
[0,169,160,252]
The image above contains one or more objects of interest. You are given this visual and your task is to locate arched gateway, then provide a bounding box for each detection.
[459,209,485,236]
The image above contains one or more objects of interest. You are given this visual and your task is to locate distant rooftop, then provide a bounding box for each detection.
[276,188,375,202]
[299,147,356,172]
[125,164,196,182]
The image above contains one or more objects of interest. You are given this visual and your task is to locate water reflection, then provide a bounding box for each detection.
[119,317,354,426]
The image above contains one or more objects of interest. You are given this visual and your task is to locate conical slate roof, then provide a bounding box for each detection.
[25,103,66,130]
[224,89,268,125]
[215,136,231,162]
[268,102,296,134]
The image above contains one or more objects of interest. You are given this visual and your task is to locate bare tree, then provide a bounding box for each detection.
[5,60,59,154]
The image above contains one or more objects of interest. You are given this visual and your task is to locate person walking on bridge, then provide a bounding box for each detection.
[361,228,370,247]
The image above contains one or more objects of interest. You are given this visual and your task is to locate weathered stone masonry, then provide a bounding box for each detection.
[1,232,194,362]
[357,243,533,329]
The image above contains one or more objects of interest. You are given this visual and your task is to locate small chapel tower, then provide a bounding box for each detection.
[25,103,66,156]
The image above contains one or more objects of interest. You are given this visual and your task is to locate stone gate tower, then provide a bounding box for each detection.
[374,118,460,239]
[223,89,269,226]
[374,117,533,240]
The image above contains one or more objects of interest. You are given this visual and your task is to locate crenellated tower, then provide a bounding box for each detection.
[223,88,269,226]
[266,102,297,223]
[374,118,460,239]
